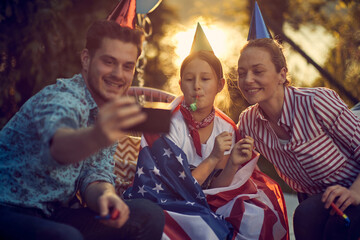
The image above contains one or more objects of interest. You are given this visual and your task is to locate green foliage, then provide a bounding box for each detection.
[0,0,177,128]
[0,0,122,127]
[1,0,359,129]
[285,0,360,105]
[228,0,360,107]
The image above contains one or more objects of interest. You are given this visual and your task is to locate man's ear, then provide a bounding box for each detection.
[81,49,90,72]
[218,78,225,93]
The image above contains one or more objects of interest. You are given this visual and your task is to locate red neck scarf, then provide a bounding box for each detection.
[180,102,215,157]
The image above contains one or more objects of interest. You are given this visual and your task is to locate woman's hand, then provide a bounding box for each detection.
[229,136,254,167]
[322,184,360,213]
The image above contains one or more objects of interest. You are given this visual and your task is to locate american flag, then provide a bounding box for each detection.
[124,136,288,240]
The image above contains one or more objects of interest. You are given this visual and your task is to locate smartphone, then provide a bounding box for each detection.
[126,102,171,134]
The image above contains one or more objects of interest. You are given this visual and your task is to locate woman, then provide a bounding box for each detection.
[237,38,360,240]
[125,49,288,240]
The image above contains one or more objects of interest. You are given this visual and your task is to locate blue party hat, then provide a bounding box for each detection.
[247,1,272,40]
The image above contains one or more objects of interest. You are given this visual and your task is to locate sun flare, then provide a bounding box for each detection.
[161,21,247,95]
[173,24,227,62]
[171,23,245,67]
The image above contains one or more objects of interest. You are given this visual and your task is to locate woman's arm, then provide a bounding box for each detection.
[322,175,360,212]
[313,89,360,159]
[314,89,360,210]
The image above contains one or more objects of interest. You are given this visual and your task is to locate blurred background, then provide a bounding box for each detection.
[1,0,360,194]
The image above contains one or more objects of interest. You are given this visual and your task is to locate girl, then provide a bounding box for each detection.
[167,50,254,189]
[126,48,288,239]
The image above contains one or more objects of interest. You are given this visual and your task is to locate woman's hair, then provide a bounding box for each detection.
[240,38,291,85]
[85,20,144,58]
[180,50,223,81]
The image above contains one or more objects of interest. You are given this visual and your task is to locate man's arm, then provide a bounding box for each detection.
[50,127,105,165]
[85,181,130,228]
[50,97,146,165]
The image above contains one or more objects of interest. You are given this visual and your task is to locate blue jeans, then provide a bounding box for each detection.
[293,193,360,240]
[0,198,164,240]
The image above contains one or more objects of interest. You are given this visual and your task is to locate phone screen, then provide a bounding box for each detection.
[125,102,171,134]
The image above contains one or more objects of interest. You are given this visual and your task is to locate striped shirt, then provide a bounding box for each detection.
[238,86,360,194]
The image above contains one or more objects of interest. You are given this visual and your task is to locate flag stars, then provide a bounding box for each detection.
[179,171,186,180]
[152,183,164,194]
[152,166,161,176]
[196,192,205,200]
[186,201,195,205]
[138,185,147,196]
[136,167,144,177]
[163,148,172,158]
[176,154,184,165]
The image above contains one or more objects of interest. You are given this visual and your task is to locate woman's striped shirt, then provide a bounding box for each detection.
[238,86,360,194]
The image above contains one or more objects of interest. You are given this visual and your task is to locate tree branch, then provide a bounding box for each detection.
[265,16,359,104]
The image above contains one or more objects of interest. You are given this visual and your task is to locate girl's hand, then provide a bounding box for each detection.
[322,185,360,213]
[229,136,254,167]
[208,131,233,163]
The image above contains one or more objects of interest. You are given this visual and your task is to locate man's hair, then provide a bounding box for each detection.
[85,20,144,58]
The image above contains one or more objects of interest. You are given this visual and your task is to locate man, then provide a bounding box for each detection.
[0,20,164,240]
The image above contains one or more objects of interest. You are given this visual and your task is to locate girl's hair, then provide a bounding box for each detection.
[179,50,231,112]
[180,51,223,80]
[240,38,290,85]
[85,20,144,58]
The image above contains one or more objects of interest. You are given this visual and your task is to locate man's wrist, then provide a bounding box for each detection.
[90,126,112,149]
